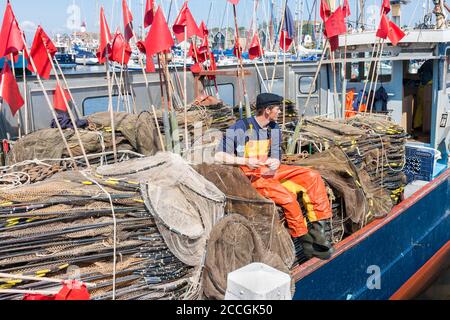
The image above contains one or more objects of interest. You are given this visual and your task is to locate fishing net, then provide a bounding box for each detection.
[202,214,294,300]
[194,164,296,269]
[5,111,162,166]
[0,153,226,301]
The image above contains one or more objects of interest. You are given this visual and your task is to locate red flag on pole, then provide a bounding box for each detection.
[0,62,24,116]
[109,29,132,65]
[324,6,346,38]
[189,42,206,63]
[172,1,202,43]
[381,0,391,15]
[27,26,57,80]
[343,0,351,18]
[96,7,112,64]
[199,21,209,37]
[198,21,210,54]
[144,0,154,28]
[233,38,243,59]
[0,2,22,57]
[0,1,25,58]
[122,0,134,42]
[53,83,71,112]
[320,0,331,21]
[387,20,405,46]
[227,0,240,5]
[376,13,390,39]
[248,33,263,60]
[145,8,174,56]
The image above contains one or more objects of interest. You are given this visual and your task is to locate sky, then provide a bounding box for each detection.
[0,0,433,39]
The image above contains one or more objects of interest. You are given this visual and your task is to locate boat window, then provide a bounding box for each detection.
[261,79,284,96]
[206,83,234,106]
[346,53,392,83]
[299,76,317,94]
[82,95,132,116]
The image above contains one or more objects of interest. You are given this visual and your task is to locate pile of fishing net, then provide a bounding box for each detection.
[195,164,296,299]
[0,153,225,300]
[287,115,407,228]
[5,112,162,166]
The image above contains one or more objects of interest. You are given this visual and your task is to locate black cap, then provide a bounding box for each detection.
[256,93,284,111]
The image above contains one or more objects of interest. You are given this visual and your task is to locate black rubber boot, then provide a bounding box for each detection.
[309,221,334,252]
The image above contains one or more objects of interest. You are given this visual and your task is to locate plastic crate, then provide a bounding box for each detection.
[404,144,440,183]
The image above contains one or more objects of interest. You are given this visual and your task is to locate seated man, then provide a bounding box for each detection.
[215,93,334,260]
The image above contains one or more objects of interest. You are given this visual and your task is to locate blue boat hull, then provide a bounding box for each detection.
[293,169,450,300]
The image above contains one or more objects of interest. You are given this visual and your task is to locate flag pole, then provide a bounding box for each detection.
[287,39,329,155]
[130,43,165,152]
[183,27,188,151]
[365,39,384,113]
[357,38,380,113]
[163,53,180,155]
[47,52,91,169]
[9,54,22,138]
[54,58,82,119]
[20,35,78,169]
[105,56,118,162]
[269,0,287,92]
[283,35,287,128]
[22,50,29,135]
[369,39,386,113]
[157,54,173,152]
[232,3,251,118]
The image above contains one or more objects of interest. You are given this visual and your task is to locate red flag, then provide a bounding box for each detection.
[227,0,240,5]
[173,1,202,43]
[109,29,132,65]
[343,0,351,18]
[136,40,146,54]
[324,7,346,38]
[280,30,293,52]
[145,56,155,73]
[381,0,391,15]
[145,8,174,56]
[0,62,24,116]
[96,7,112,64]
[144,0,154,28]
[376,14,390,39]
[329,35,340,52]
[199,21,209,37]
[27,26,57,80]
[54,282,90,301]
[320,0,331,21]
[249,33,263,60]
[189,42,206,63]
[387,20,405,46]
[53,83,71,112]
[0,1,25,58]
[122,0,134,42]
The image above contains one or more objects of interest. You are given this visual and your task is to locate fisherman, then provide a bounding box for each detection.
[215,93,334,260]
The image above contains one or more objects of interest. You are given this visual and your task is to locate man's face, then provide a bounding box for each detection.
[266,105,281,122]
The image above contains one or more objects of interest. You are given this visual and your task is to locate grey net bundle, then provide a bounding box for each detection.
[0,153,225,300]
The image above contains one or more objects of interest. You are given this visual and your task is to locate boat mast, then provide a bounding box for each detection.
[297,0,304,46]
[359,0,365,30]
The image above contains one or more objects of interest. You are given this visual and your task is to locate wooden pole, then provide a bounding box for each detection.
[183,28,189,151]
[269,0,287,92]
[22,52,29,135]
[287,39,328,155]
[357,39,380,112]
[157,54,173,152]
[9,54,22,138]
[54,59,82,119]
[105,57,118,162]
[129,28,165,152]
[48,52,91,169]
[20,34,78,169]
[232,4,251,118]
[369,40,386,113]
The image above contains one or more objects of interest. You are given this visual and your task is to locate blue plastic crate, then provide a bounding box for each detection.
[404,145,438,183]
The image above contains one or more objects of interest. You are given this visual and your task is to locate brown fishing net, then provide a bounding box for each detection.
[202,214,293,300]
[6,111,162,166]
[194,164,296,269]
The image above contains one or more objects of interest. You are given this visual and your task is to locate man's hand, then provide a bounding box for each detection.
[264,158,281,171]
[246,158,265,170]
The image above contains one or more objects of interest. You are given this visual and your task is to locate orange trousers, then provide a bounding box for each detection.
[241,165,332,238]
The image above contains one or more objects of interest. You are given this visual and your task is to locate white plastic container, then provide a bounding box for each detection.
[225,263,292,300]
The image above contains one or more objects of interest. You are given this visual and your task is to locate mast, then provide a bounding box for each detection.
[359,0,365,30]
